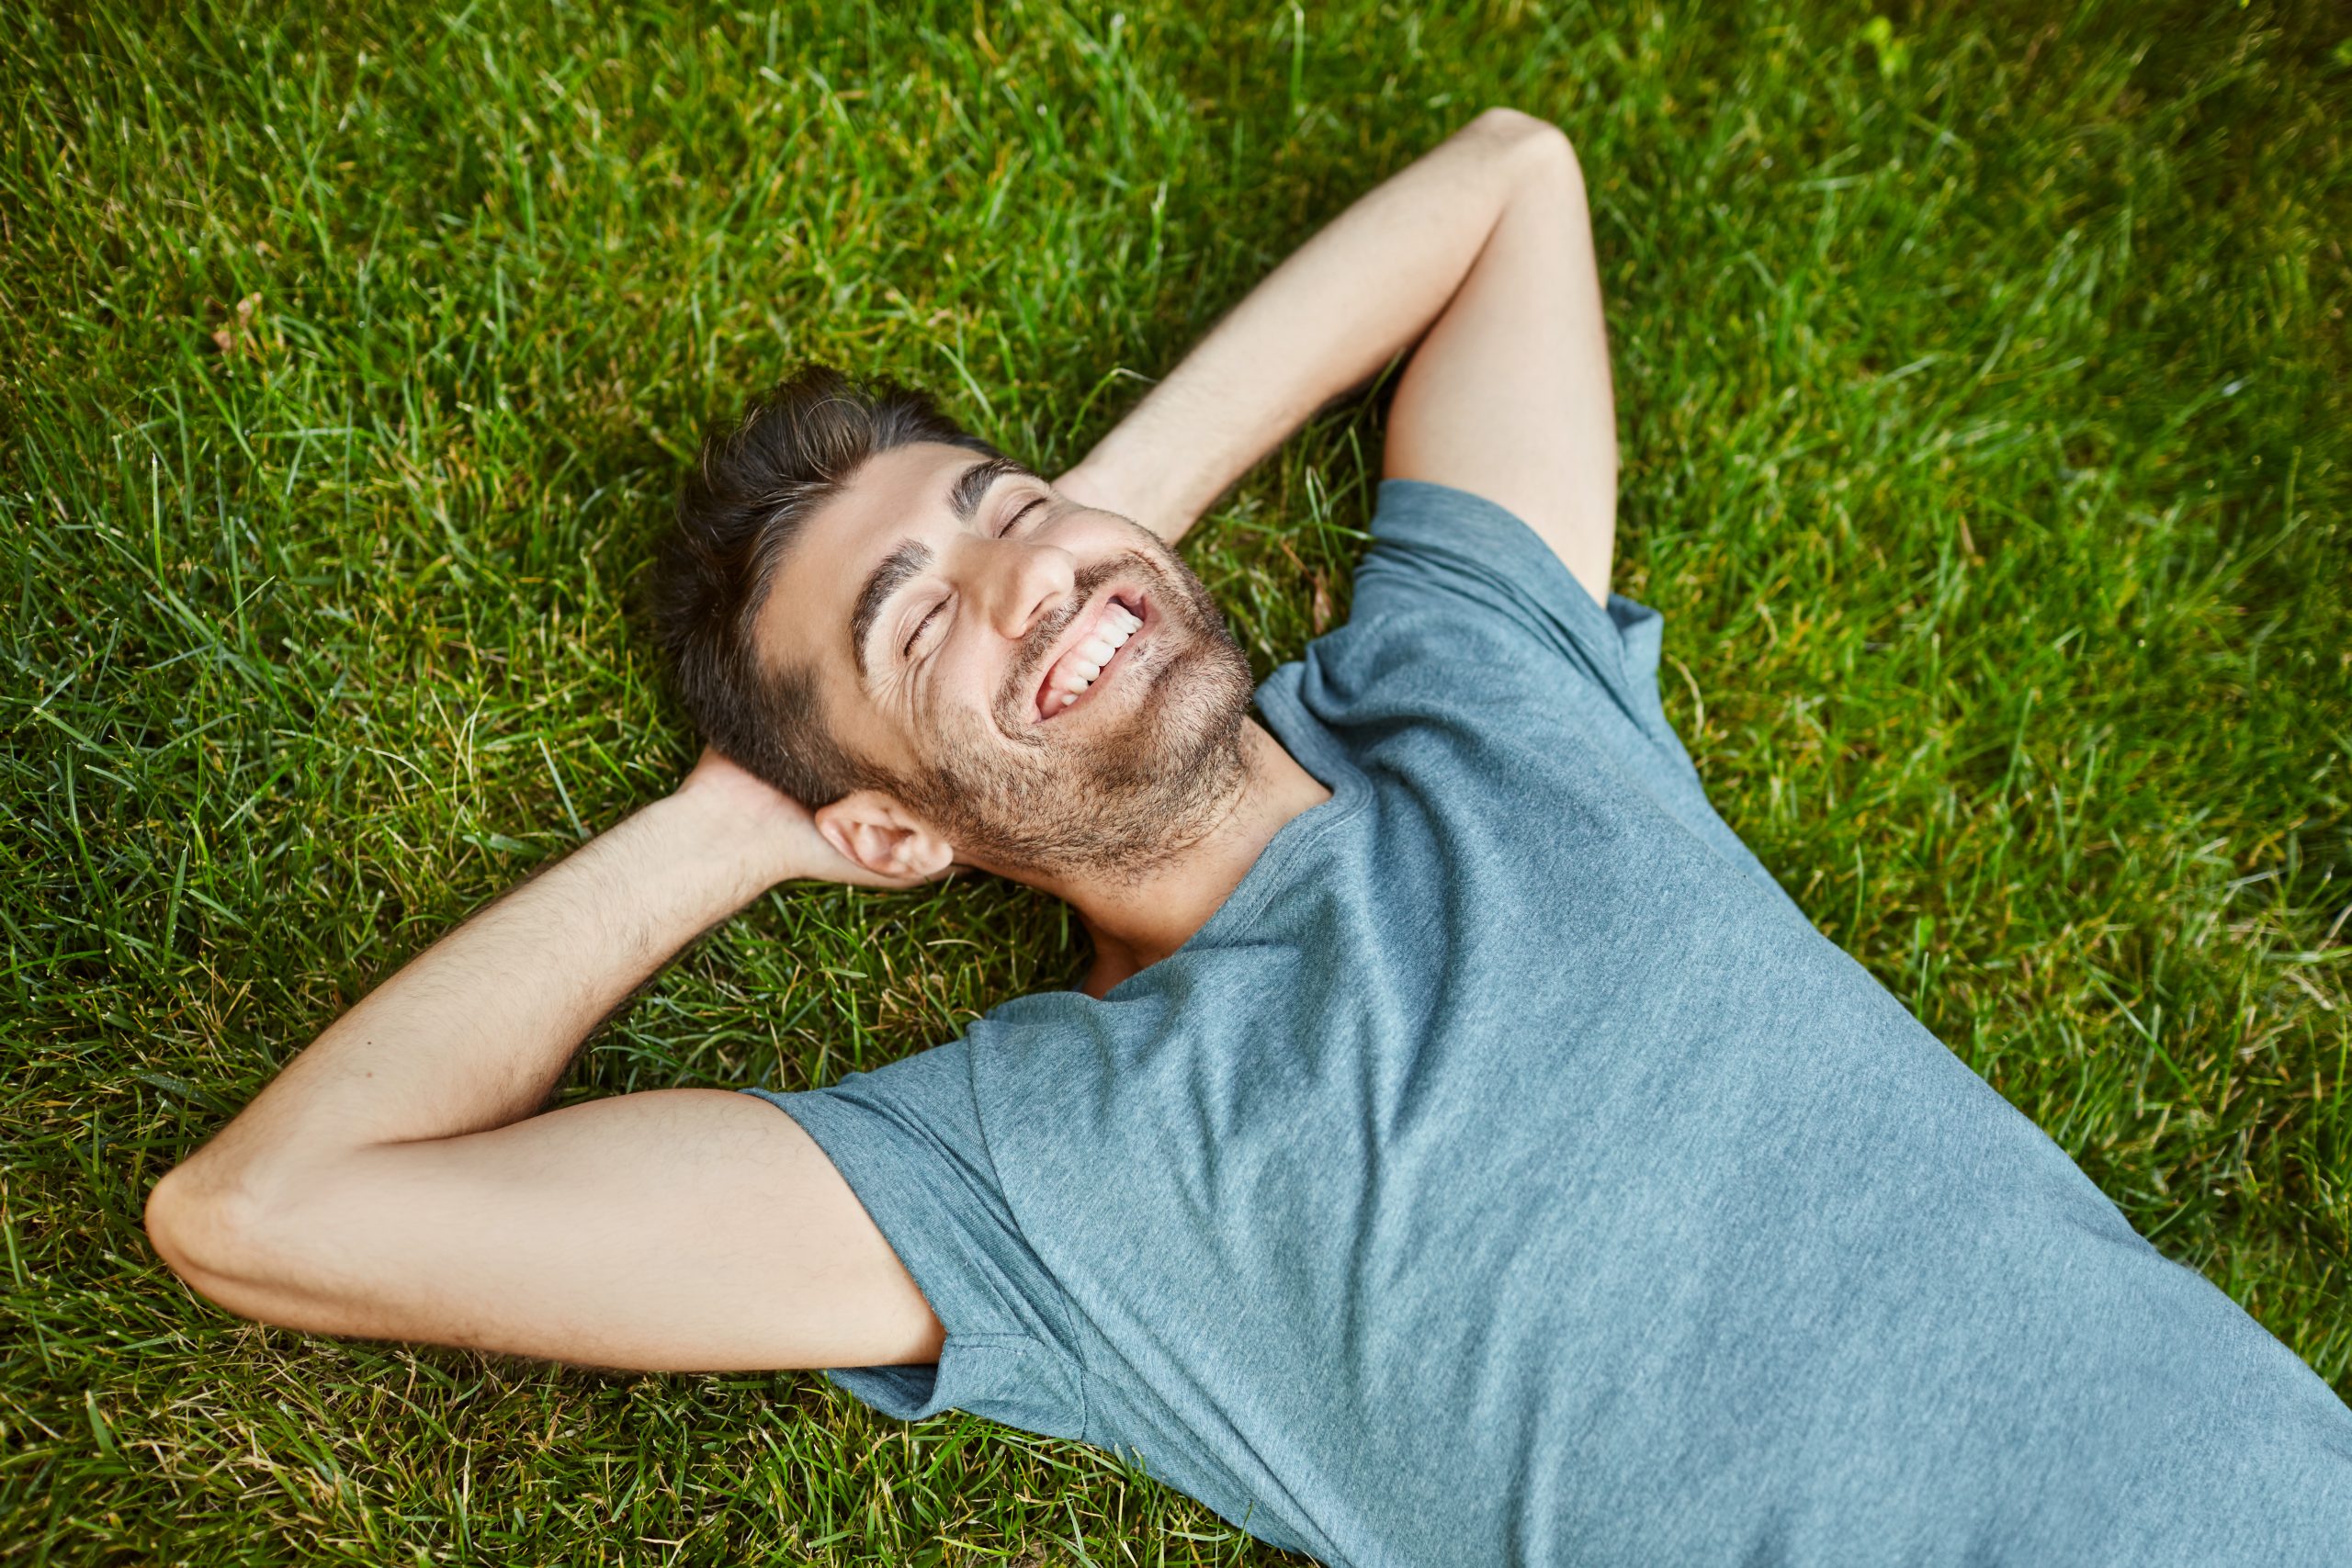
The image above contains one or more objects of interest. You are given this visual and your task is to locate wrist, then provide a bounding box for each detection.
[639,789,809,897]
[1055,459,1154,543]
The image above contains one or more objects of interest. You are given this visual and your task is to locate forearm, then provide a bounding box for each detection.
[1065,107,1565,542]
[166,791,784,1204]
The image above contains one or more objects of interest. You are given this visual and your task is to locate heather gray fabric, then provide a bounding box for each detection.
[744,479,2352,1566]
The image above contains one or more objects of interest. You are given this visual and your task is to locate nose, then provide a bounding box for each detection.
[971,535,1078,645]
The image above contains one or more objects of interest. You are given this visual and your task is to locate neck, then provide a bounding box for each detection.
[1028,721,1331,997]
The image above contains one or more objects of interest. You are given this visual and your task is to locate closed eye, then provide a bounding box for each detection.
[902,497,1046,660]
[998,497,1046,536]
[903,599,945,660]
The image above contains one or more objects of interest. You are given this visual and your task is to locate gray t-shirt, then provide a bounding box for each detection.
[746,479,2352,1566]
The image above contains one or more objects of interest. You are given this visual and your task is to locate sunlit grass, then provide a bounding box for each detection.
[4,0,2346,1561]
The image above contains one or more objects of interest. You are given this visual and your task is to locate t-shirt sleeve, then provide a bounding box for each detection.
[1345,477,1692,780]
[1315,477,1810,916]
[739,1039,1089,1441]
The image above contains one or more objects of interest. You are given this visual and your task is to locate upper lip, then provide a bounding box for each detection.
[1027,587,1142,724]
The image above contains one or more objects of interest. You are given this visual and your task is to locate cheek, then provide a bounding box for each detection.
[948,630,1006,707]
[929,635,1022,744]
[1053,509,1157,557]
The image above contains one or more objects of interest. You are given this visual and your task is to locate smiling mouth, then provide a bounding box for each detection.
[1032,592,1150,724]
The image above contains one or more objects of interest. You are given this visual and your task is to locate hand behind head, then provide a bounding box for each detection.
[672,746,954,891]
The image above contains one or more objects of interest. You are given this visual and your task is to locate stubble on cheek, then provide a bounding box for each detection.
[889,574,1255,878]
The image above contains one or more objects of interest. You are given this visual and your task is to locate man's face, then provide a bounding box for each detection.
[757,441,1258,877]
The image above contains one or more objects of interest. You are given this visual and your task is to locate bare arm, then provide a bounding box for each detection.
[142,751,948,1372]
[1381,123,1618,604]
[1057,106,1612,589]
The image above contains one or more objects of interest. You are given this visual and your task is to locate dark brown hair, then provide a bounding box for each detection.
[651,363,1004,806]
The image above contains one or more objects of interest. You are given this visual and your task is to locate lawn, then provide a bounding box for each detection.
[4,0,2347,1561]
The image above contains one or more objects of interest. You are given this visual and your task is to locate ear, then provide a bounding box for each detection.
[812,789,958,883]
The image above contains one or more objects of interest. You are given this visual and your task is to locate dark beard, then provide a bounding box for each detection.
[873,544,1258,880]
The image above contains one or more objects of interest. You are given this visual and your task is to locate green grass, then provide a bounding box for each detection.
[5,0,2347,1560]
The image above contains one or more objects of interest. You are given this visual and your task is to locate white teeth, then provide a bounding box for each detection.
[1043,604,1145,716]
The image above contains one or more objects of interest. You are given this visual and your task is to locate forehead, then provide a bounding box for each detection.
[755,440,996,677]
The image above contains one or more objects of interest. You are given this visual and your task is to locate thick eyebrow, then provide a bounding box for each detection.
[849,457,1039,678]
[850,538,933,680]
[949,455,1031,524]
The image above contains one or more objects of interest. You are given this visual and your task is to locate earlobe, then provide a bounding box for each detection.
[815,791,958,882]
[875,810,956,879]
[894,827,956,880]
[813,793,900,878]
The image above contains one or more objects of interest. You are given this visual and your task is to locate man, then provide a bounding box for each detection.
[144,107,2350,1565]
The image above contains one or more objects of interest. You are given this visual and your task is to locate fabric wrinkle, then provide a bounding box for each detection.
[743,477,2352,1567]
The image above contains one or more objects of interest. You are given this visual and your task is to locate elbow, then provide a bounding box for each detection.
[1471,107,1586,189]
[145,1160,237,1284]
[145,1158,279,1307]
[147,1156,375,1337]
[1472,106,1578,161]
